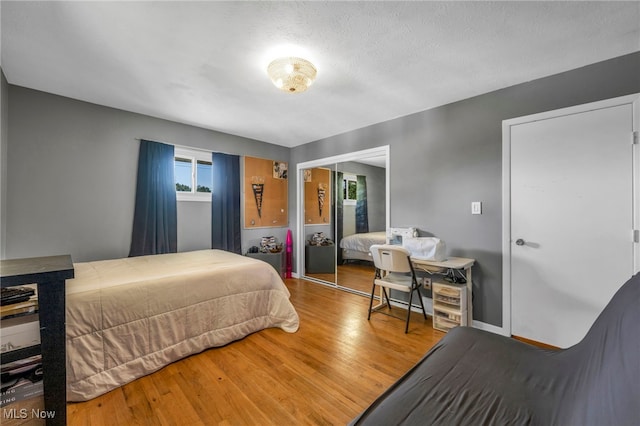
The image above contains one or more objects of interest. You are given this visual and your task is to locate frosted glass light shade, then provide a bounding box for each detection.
[267,57,317,93]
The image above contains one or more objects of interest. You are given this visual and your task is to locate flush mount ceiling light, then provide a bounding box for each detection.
[267,57,317,94]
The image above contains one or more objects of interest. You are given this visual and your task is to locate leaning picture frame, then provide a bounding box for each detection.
[273,161,288,179]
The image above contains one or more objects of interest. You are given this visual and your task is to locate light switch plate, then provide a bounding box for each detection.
[471,201,482,215]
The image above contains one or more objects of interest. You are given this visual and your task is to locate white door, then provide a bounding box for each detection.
[504,95,639,348]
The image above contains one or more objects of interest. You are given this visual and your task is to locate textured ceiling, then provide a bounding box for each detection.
[2,1,639,147]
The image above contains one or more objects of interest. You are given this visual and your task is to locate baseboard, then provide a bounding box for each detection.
[512,335,560,350]
[389,297,433,316]
[391,298,501,335]
[472,320,507,335]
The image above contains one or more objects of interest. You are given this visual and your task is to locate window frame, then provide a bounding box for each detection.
[343,174,357,206]
[174,147,213,202]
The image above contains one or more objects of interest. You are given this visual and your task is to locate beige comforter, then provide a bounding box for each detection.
[65,249,299,401]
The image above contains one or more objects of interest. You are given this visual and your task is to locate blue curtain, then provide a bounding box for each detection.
[129,140,177,257]
[356,175,369,233]
[334,171,344,264]
[211,152,242,253]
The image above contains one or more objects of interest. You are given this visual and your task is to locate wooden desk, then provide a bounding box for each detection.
[1,255,74,426]
[411,256,475,325]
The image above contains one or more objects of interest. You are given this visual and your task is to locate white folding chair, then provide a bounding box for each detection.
[368,244,427,333]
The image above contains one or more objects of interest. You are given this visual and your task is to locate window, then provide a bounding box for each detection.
[174,147,212,201]
[175,157,193,192]
[343,175,357,205]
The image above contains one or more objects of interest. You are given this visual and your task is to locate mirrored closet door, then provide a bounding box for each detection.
[334,158,387,293]
[297,146,389,294]
[302,165,336,284]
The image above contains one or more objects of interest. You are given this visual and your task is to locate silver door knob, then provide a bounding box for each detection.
[515,239,525,246]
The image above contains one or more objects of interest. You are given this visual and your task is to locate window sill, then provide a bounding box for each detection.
[177,193,212,202]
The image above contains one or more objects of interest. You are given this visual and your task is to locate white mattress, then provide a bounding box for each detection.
[339,231,387,253]
[65,249,299,401]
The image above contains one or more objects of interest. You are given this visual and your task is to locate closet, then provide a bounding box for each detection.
[297,146,389,295]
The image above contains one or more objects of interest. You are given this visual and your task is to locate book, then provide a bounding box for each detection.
[1,287,35,307]
[0,299,38,320]
[1,358,44,408]
[2,355,42,383]
[0,316,40,354]
[0,380,44,408]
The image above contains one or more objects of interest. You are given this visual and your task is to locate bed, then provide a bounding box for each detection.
[339,231,386,262]
[65,249,299,402]
[351,273,640,425]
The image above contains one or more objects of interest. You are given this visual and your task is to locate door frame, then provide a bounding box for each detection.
[501,93,640,338]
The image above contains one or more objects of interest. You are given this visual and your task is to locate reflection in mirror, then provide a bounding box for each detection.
[302,166,336,284]
[298,147,389,293]
[335,157,387,294]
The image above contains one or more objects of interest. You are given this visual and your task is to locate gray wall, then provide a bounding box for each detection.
[4,53,639,327]
[291,52,640,327]
[0,69,8,258]
[5,86,290,262]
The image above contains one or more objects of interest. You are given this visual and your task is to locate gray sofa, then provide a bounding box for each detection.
[351,273,640,425]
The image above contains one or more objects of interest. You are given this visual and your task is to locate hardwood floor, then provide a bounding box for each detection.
[67,277,445,426]
[303,261,377,294]
[337,262,376,294]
